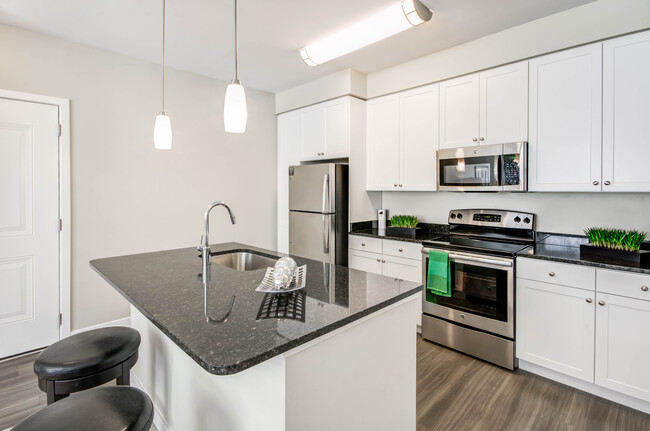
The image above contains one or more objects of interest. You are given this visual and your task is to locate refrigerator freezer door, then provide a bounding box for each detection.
[289,163,336,213]
[289,212,336,264]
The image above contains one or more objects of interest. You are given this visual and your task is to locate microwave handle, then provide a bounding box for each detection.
[496,155,502,187]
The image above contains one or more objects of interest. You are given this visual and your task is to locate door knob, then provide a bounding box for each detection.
[598,300,605,306]
[593,181,599,185]
[548,272,555,277]
[479,137,485,141]
[399,184,403,187]
[394,184,398,187]
[398,248,403,252]
[361,243,366,246]
[376,258,381,262]
[642,286,648,292]
[586,298,593,303]
[604,181,611,186]
[382,259,386,263]
[472,137,478,142]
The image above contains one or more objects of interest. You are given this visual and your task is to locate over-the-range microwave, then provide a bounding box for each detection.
[437,142,527,192]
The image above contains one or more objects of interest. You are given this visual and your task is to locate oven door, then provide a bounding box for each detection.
[421,247,514,338]
[437,145,502,191]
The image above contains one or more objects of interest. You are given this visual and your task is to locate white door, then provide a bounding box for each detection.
[439,73,479,149]
[323,97,349,159]
[366,95,400,191]
[479,61,529,145]
[399,84,439,191]
[602,30,650,192]
[0,98,60,358]
[516,279,595,382]
[277,111,301,253]
[528,44,603,191]
[300,104,325,162]
[595,293,650,402]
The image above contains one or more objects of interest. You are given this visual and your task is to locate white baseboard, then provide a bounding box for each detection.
[130,372,173,431]
[519,359,650,415]
[70,316,131,336]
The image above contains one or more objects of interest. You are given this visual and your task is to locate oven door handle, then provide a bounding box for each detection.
[448,253,512,267]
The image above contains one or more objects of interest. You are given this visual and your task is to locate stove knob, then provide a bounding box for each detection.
[450,213,456,219]
[456,213,463,220]
[523,217,531,224]
[514,216,521,223]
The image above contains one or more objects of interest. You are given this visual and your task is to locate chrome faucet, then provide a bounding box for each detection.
[199,201,236,277]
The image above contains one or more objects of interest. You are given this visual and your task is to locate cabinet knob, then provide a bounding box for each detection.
[472,138,478,142]
[593,181,599,186]
[586,298,593,303]
[398,248,403,252]
[548,272,555,277]
[479,137,485,141]
[598,300,605,306]
[382,259,386,263]
[642,286,648,292]
[376,258,381,262]
[604,181,611,186]
[361,243,366,246]
[399,184,403,187]
[394,184,398,187]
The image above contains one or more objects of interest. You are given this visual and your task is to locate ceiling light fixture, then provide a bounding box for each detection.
[224,0,247,134]
[154,0,172,150]
[299,0,432,67]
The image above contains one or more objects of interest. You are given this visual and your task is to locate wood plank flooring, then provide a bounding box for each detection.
[1,337,649,430]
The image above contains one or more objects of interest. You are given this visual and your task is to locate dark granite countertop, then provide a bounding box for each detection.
[349,222,449,244]
[90,242,421,376]
[517,233,650,275]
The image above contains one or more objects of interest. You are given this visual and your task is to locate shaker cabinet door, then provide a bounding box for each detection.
[439,74,480,149]
[300,104,325,162]
[528,44,603,191]
[366,95,400,191]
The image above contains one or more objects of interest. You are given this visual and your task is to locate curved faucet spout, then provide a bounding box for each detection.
[202,201,237,249]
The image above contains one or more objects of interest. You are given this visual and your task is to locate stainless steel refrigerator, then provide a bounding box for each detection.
[289,163,348,266]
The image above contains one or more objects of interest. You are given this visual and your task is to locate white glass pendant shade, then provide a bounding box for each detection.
[154,113,172,150]
[299,0,432,66]
[224,81,247,133]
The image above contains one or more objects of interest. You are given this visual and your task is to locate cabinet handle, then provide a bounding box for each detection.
[472,137,478,142]
[586,298,593,303]
[394,183,398,187]
[479,137,485,141]
[399,184,403,187]
[642,286,649,292]
[398,248,403,252]
[604,181,611,186]
[382,259,386,263]
[598,300,605,306]
[593,181,599,186]
[548,272,555,277]
[376,258,381,262]
[361,243,366,247]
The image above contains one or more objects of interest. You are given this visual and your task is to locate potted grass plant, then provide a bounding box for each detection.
[581,227,649,266]
[386,215,422,238]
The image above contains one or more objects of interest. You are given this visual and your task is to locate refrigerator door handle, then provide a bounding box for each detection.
[323,214,330,254]
[321,173,330,214]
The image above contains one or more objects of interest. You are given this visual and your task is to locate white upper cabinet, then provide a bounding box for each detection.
[299,96,352,162]
[529,44,603,192]
[602,30,650,192]
[399,84,439,191]
[366,85,439,191]
[366,94,401,190]
[439,74,479,149]
[479,62,529,145]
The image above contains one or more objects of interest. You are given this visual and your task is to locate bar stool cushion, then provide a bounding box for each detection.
[13,386,154,431]
[34,327,140,380]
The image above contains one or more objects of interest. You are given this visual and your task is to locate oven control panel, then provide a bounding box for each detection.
[449,209,535,230]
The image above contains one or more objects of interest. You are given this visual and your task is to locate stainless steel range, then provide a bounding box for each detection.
[421,209,535,370]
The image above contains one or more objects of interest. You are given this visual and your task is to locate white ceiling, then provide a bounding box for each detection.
[0,0,597,93]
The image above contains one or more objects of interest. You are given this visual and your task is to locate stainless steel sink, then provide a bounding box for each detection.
[211,251,278,271]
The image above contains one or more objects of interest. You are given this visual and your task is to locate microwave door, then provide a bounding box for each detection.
[437,155,502,191]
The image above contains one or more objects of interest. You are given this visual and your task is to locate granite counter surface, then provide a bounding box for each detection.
[518,234,650,275]
[349,222,449,244]
[90,242,421,375]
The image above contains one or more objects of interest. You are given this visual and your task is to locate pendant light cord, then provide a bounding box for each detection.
[233,0,238,81]
[162,0,166,113]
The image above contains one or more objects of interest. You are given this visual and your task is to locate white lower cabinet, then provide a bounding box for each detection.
[595,292,650,402]
[349,236,423,327]
[516,278,595,382]
[517,258,650,406]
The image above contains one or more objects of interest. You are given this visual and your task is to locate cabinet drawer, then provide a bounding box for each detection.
[597,269,650,301]
[517,258,595,290]
[382,239,422,260]
[348,235,382,253]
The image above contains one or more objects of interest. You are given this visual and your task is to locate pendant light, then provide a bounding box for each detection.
[154,0,172,149]
[224,0,247,134]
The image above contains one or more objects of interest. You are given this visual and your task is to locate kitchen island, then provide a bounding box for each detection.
[90,242,421,431]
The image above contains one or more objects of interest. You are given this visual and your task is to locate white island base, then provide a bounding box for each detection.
[130,296,417,431]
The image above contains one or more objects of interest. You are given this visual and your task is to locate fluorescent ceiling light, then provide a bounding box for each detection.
[299,0,432,67]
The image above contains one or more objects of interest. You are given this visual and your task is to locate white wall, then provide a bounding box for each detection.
[383,192,650,235]
[367,0,650,97]
[0,23,277,331]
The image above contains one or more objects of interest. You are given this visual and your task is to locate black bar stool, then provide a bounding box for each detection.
[13,386,153,431]
[34,327,140,404]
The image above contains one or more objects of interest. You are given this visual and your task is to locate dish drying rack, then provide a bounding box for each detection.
[256,265,307,293]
